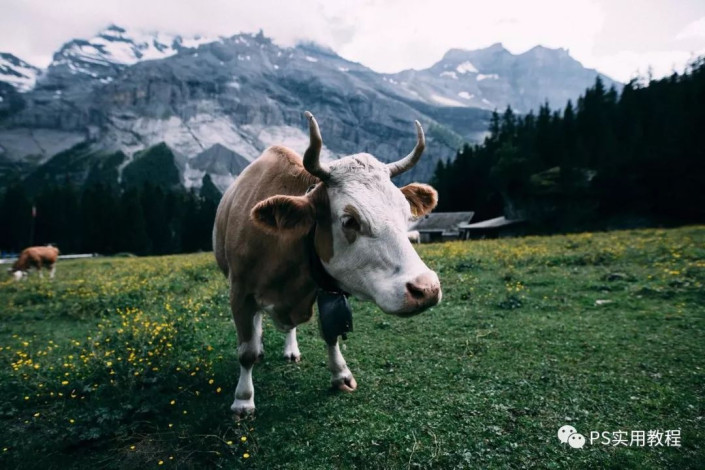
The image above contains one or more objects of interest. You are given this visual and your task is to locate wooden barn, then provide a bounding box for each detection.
[410,212,475,243]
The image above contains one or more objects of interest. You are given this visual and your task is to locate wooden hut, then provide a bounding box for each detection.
[410,212,475,243]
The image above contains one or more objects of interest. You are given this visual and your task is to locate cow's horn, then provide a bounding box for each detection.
[303,111,331,182]
[387,120,425,177]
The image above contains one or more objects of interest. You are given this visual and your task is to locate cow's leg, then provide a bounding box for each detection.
[283,328,301,362]
[231,291,262,417]
[49,264,56,279]
[327,340,357,392]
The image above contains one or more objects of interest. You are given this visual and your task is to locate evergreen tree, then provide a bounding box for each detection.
[0,185,32,252]
[431,57,705,231]
[116,187,150,255]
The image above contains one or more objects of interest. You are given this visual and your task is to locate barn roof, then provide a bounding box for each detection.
[410,212,475,232]
[458,216,525,230]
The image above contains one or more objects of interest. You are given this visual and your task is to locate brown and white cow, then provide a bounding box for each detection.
[9,245,59,281]
[213,112,441,416]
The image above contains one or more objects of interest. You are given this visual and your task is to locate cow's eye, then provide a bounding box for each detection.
[341,215,360,231]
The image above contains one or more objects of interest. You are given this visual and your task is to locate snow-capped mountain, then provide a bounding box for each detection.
[0,53,41,92]
[377,43,619,113]
[0,27,620,191]
[39,25,220,90]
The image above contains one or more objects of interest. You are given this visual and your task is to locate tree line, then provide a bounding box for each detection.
[432,58,705,232]
[0,178,220,256]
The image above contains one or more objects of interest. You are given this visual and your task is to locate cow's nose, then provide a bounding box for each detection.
[405,271,441,309]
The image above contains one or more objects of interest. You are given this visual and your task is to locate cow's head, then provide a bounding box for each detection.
[251,112,441,316]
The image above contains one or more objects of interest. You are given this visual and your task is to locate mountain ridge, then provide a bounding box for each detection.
[0,26,620,190]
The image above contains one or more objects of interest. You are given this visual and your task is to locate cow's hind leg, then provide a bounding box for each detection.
[327,339,357,392]
[230,291,263,418]
[283,328,301,362]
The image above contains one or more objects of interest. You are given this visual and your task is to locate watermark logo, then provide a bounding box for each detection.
[558,425,682,449]
[557,425,586,448]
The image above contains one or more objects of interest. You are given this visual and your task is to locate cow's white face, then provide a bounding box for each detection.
[319,154,441,315]
[251,153,441,316]
[250,112,440,316]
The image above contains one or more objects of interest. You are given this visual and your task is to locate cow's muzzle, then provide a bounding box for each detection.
[395,271,441,316]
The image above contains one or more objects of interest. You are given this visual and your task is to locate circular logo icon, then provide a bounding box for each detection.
[568,433,586,449]
[557,425,577,444]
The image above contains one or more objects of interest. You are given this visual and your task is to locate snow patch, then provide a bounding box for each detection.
[104,111,261,163]
[210,173,236,193]
[477,74,499,81]
[440,71,458,79]
[183,163,206,189]
[458,91,474,100]
[430,94,465,107]
[55,26,219,72]
[456,61,478,74]
[0,54,40,92]
[338,66,349,72]
[244,125,337,162]
[305,56,318,63]
[180,34,219,49]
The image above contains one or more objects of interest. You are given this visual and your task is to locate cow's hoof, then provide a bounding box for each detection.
[283,353,301,363]
[332,375,357,393]
[231,399,255,419]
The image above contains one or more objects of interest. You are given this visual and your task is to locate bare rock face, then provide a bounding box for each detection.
[0,28,619,189]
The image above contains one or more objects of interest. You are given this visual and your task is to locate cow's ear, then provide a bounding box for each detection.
[251,195,315,236]
[400,183,438,217]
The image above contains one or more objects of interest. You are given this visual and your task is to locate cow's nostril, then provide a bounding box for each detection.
[406,281,426,300]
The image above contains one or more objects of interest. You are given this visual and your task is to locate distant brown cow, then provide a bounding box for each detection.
[9,246,59,281]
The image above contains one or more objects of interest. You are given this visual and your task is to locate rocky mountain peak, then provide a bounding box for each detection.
[0,53,41,92]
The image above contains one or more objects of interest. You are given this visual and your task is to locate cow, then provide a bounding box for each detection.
[9,245,59,281]
[407,230,421,244]
[213,111,442,417]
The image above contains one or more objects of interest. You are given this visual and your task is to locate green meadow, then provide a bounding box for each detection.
[0,227,703,469]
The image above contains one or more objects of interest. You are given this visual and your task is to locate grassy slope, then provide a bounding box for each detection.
[0,227,703,469]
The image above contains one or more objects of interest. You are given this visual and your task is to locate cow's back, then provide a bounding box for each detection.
[13,246,58,271]
[214,146,318,296]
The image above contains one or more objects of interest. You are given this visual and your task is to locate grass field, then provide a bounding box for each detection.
[0,227,704,469]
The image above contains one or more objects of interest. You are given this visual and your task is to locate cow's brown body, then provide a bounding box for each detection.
[11,246,59,278]
[214,146,324,339]
[213,112,441,417]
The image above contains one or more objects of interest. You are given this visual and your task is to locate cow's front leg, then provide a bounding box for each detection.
[231,296,263,417]
[49,265,56,279]
[327,340,357,392]
[283,328,301,362]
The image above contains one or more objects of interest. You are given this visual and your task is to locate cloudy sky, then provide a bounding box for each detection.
[2,0,704,82]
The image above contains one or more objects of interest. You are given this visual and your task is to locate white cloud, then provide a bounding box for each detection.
[676,16,705,40]
[585,49,701,83]
[0,0,702,83]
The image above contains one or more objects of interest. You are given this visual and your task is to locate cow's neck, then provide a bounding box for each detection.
[307,223,354,344]
[307,224,347,295]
